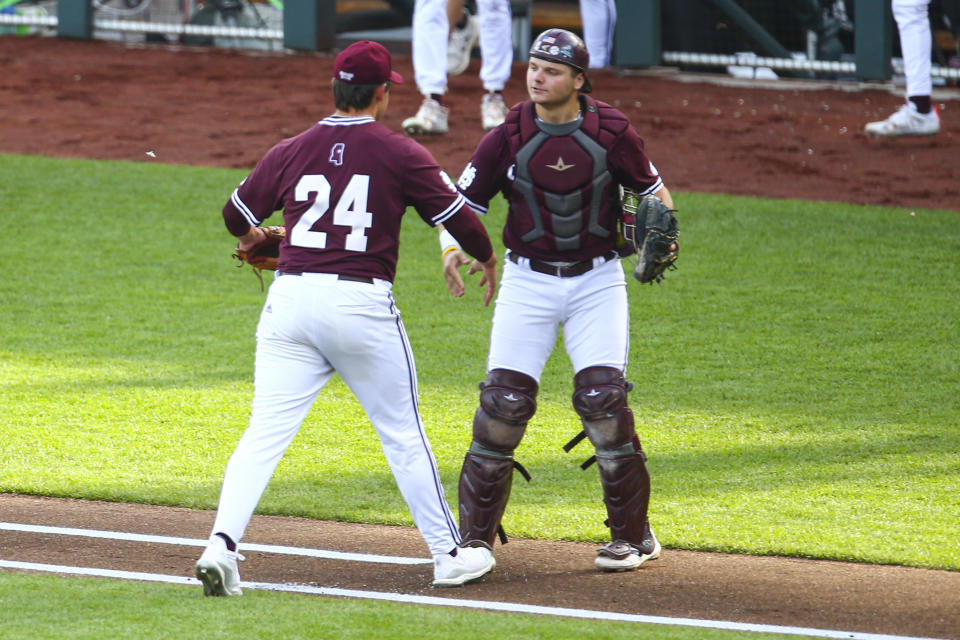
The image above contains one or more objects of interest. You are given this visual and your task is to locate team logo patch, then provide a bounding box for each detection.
[547,156,574,172]
[457,163,477,190]
[338,70,354,81]
[439,170,457,193]
[329,142,345,166]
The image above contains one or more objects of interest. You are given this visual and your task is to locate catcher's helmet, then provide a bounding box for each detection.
[529,28,592,93]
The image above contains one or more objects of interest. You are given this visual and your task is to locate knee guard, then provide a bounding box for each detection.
[459,369,537,547]
[572,366,636,453]
[472,369,538,454]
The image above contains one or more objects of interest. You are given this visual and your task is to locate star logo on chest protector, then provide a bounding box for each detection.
[546,156,575,172]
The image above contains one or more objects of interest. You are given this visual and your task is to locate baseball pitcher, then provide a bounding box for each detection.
[195,40,498,595]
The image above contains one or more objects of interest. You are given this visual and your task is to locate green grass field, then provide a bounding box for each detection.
[1,153,958,637]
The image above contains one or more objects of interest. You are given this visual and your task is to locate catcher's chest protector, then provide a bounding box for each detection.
[505,99,626,251]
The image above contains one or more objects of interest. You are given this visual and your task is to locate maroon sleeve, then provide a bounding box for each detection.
[442,204,493,263]
[220,142,289,236]
[400,140,469,227]
[222,200,252,237]
[609,125,664,196]
[454,127,511,214]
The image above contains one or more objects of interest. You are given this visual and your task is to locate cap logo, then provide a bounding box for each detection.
[338,70,355,81]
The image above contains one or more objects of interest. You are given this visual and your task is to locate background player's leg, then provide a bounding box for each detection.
[894,0,933,100]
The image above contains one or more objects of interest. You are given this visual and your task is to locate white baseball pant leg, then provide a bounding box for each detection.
[476,0,513,92]
[413,0,449,96]
[892,0,933,98]
[579,0,617,68]
[487,257,629,382]
[211,274,460,556]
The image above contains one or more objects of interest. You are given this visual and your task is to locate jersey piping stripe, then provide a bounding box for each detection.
[388,292,461,543]
[429,193,467,226]
[231,189,261,226]
[637,176,664,197]
[461,194,488,215]
[318,115,376,126]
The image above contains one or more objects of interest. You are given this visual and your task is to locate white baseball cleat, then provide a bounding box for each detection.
[864,102,940,137]
[447,10,479,76]
[595,528,661,572]
[481,92,508,131]
[432,545,496,587]
[403,98,449,135]
[195,536,244,596]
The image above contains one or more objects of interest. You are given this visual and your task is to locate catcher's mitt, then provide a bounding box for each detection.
[233,225,285,290]
[621,190,679,284]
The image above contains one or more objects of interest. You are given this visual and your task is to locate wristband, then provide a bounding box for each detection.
[439,229,461,255]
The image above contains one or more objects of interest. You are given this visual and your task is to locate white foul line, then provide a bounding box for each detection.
[0,559,947,640]
[0,522,431,565]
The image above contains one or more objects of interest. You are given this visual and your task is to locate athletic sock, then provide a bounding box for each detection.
[215,532,237,552]
[908,95,932,115]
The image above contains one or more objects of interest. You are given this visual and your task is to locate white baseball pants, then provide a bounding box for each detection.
[210,272,460,556]
[580,0,617,68]
[893,0,933,98]
[487,255,629,382]
[412,0,514,95]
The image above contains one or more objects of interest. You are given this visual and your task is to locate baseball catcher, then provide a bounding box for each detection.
[620,189,679,284]
[232,225,284,290]
[447,27,670,575]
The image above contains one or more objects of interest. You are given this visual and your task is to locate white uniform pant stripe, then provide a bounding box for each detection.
[212,275,459,556]
[387,293,461,542]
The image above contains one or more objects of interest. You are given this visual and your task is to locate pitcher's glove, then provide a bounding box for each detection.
[621,192,679,284]
[232,225,285,289]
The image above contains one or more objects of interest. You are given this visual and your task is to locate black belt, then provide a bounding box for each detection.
[507,250,618,278]
[337,274,375,284]
[278,271,374,284]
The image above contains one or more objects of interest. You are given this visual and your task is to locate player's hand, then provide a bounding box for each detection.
[237,226,266,253]
[442,248,472,298]
[470,253,498,307]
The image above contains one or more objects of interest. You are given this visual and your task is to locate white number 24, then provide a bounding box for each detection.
[291,174,373,252]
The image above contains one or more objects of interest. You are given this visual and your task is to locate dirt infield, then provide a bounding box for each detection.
[1,36,959,639]
[4,494,960,639]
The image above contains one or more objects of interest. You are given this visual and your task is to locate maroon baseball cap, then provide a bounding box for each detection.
[334,40,404,85]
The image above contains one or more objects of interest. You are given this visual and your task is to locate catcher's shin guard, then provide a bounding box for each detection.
[458,452,517,548]
[572,366,652,546]
[458,369,537,547]
[596,451,651,547]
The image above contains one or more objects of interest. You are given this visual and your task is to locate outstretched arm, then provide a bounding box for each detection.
[438,211,498,306]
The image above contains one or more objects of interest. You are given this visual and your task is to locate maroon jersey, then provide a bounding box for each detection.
[223,115,467,281]
[456,95,664,262]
